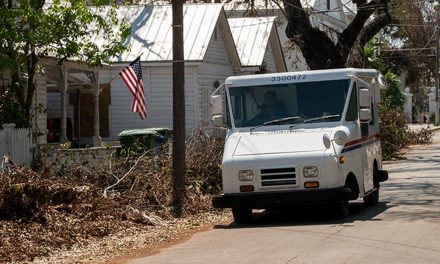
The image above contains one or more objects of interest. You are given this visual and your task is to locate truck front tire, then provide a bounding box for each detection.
[364,188,379,206]
[333,200,349,218]
[232,208,252,224]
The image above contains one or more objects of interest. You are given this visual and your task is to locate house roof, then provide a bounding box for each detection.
[224,0,317,11]
[224,0,349,27]
[228,17,276,67]
[342,0,357,13]
[95,4,232,63]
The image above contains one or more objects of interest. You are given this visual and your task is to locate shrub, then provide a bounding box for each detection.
[379,105,408,160]
[379,104,433,160]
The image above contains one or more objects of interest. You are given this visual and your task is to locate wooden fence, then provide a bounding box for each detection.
[0,124,33,167]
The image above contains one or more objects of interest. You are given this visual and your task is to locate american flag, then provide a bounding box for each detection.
[119,57,147,119]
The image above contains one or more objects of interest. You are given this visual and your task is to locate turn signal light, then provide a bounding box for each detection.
[304,181,319,188]
[339,156,345,164]
[240,185,254,192]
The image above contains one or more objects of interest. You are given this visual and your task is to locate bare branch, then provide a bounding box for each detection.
[338,0,390,57]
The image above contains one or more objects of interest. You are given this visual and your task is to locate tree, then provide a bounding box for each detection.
[380,1,437,117]
[284,0,393,69]
[0,0,130,127]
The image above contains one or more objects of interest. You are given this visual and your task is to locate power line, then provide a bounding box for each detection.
[381,55,435,59]
[382,47,436,52]
[387,23,436,27]
[414,26,438,56]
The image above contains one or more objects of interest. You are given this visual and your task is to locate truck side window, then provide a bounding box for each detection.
[345,84,358,121]
[369,101,375,125]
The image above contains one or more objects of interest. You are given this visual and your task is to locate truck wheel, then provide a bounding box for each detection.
[232,208,252,224]
[364,188,379,206]
[334,200,349,219]
[364,164,380,206]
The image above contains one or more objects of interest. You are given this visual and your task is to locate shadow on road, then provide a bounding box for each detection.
[379,181,440,221]
[214,201,392,229]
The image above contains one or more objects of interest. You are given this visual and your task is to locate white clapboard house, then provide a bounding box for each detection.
[35,4,286,146]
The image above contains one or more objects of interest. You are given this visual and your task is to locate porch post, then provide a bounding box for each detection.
[93,70,102,147]
[60,66,68,143]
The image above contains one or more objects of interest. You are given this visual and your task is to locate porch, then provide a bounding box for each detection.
[42,59,109,148]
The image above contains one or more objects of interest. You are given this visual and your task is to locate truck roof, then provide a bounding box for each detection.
[225,68,378,87]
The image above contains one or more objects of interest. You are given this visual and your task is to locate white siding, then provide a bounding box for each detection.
[46,92,75,123]
[263,41,277,73]
[203,25,233,66]
[198,29,235,131]
[275,18,309,71]
[102,65,198,140]
[45,90,77,143]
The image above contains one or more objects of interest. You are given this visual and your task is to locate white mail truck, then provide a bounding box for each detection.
[211,68,389,223]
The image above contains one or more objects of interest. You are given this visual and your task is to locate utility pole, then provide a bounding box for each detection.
[172,0,185,216]
[436,11,440,125]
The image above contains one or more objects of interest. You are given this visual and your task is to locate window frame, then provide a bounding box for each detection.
[345,82,358,122]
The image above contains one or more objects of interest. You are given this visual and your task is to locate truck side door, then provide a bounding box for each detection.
[359,83,374,194]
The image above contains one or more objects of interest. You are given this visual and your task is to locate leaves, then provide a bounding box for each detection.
[0,1,130,126]
[382,71,406,109]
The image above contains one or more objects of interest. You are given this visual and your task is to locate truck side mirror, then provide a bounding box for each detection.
[359,88,370,108]
[359,108,372,123]
[211,95,223,115]
[212,115,224,127]
[323,134,331,149]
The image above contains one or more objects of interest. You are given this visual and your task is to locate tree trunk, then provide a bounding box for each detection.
[25,50,39,120]
[284,0,392,70]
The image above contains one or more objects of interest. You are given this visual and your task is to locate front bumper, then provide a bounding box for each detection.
[212,187,352,209]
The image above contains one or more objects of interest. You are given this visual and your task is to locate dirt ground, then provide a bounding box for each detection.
[14,210,230,264]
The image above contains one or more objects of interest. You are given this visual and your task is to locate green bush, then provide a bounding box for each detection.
[379,104,433,160]
[379,105,408,160]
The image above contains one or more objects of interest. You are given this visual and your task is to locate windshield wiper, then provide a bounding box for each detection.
[250,116,300,133]
[289,114,340,129]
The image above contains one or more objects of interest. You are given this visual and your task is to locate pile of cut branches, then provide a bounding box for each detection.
[0,129,225,263]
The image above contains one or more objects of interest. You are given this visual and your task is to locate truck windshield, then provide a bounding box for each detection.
[228,79,351,128]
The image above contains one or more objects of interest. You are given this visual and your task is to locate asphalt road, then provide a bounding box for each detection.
[128,132,440,264]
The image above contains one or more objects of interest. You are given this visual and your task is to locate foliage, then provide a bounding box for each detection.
[406,127,433,145]
[37,129,224,211]
[363,38,426,159]
[379,103,433,160]
[382,71,406,109]
[0,0,130,127]
[1,130,225,262]
[364,37,384,71]
[378,104,409,160]
[381,1,437,115]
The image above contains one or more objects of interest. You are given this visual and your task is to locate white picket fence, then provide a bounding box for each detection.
[0,124,33,167]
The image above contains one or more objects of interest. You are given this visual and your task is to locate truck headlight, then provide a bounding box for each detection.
[303,166,319,177]
[238,170,254,181]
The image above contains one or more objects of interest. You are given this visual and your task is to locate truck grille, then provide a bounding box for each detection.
[260,167,296,187]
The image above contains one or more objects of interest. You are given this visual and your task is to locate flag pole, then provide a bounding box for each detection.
[99,53,144,92]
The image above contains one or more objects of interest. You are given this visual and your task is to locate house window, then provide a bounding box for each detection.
[327,0,330,10]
